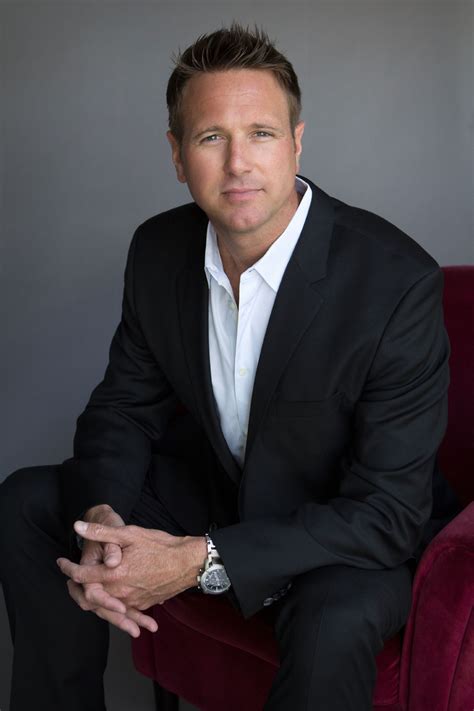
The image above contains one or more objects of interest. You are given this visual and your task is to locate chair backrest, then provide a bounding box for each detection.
[438,266,474,505]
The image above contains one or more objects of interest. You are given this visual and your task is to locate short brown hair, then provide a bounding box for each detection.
[166,22,302,143]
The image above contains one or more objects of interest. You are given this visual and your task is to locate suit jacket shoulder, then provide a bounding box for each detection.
[330,194,440,278]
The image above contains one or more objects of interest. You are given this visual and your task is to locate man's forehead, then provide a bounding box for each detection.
[180,69,290,125]
[182,68,284,100]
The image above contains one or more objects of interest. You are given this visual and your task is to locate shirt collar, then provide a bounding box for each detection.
[204,218,226,288]
[204,176,312,291]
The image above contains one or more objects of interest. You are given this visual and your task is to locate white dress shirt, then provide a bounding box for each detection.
[204,177,313,468]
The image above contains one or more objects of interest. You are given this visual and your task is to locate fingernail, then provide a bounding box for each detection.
[75,521,87,533]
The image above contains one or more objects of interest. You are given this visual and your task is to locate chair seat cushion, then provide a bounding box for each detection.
[132,589,404,710]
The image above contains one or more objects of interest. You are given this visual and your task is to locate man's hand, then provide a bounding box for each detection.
[63,504,159,638]
[57,519,207,636]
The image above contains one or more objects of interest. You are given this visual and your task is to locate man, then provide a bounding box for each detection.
[0,23,458,711]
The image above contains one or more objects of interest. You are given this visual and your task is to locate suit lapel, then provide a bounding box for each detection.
[176,250,242,485]
[244,180,335,464]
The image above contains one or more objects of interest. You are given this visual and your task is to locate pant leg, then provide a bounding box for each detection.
[128,470,190,535]
[0,464,191,711]
[264,563,413,711]
[0,465,110,711]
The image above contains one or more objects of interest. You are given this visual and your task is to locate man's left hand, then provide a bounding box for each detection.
[57,522,207,611]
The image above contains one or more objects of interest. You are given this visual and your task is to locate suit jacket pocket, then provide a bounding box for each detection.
[274,391,346,418]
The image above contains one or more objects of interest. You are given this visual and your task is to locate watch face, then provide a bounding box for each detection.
[202,565,231,594]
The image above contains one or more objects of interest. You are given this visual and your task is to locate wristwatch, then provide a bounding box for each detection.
[197,533,231,594]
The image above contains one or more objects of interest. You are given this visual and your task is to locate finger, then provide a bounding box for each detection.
[67,578,158,636]
[80,539,122,568]
[83,582,127,614]
[94,605,158,637]
[74,520,131,546]
[66,577,127,615]
[56,557,117,584]
[94,606,141,638]
[80,540,110,566]
[103,542,122,567]
[67,579,91,610]
[65,579,98,613]
[125,607,158,634]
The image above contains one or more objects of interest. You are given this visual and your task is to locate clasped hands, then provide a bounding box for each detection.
[56,504,207,638]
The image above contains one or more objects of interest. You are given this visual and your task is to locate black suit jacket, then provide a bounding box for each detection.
[61,177,452,619]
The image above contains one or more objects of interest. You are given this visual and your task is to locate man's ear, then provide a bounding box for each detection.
[167,131,187,184]
[293,121,305,173]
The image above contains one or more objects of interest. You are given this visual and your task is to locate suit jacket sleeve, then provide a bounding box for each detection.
[60,228,179,531]
[211,267,450,618]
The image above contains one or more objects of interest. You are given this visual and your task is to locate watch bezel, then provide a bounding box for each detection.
[199,561,231,594]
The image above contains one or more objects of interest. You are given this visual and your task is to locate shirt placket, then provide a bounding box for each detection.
[234,271,259,453]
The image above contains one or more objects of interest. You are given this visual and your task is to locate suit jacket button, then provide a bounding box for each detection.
[263,597,274,607]
[208,522,218,532]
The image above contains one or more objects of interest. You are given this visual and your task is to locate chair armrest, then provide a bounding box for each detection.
[399,501,474,711]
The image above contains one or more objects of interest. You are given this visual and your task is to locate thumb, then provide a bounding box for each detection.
[74,520,128,546]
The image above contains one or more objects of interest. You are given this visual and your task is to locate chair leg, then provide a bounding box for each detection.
[153,681,180,711]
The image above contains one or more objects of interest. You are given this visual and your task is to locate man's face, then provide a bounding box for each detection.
[167,69,304,243]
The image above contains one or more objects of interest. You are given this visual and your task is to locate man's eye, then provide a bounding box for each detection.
[202,134,220,143]
[254,131,273,138]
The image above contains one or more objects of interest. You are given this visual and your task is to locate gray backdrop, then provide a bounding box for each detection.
[1,1,473,709]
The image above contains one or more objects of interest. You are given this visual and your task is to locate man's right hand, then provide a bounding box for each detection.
[65,503,158,638]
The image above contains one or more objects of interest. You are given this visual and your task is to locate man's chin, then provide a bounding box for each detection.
[212,208,270,237]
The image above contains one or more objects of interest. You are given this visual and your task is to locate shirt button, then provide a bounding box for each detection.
[238,368,248,377]
[228,301,236,311]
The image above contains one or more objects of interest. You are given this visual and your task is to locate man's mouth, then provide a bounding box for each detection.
[222,188,262,201]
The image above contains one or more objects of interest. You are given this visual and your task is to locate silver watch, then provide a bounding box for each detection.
[197,533,231,595]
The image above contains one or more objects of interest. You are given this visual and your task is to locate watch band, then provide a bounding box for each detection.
[205,532,220,561]
[197,532,221,581]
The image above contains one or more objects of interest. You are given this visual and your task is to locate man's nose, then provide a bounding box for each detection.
[224,138,252,175]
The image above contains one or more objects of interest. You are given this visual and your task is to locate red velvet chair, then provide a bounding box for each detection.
[132,265,474,711]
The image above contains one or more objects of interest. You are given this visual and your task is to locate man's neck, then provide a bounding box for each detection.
[216,189,303,299]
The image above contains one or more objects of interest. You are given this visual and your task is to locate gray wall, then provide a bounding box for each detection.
[1,1,473,709]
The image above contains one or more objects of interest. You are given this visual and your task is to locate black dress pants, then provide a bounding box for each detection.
[0,464,413,711]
